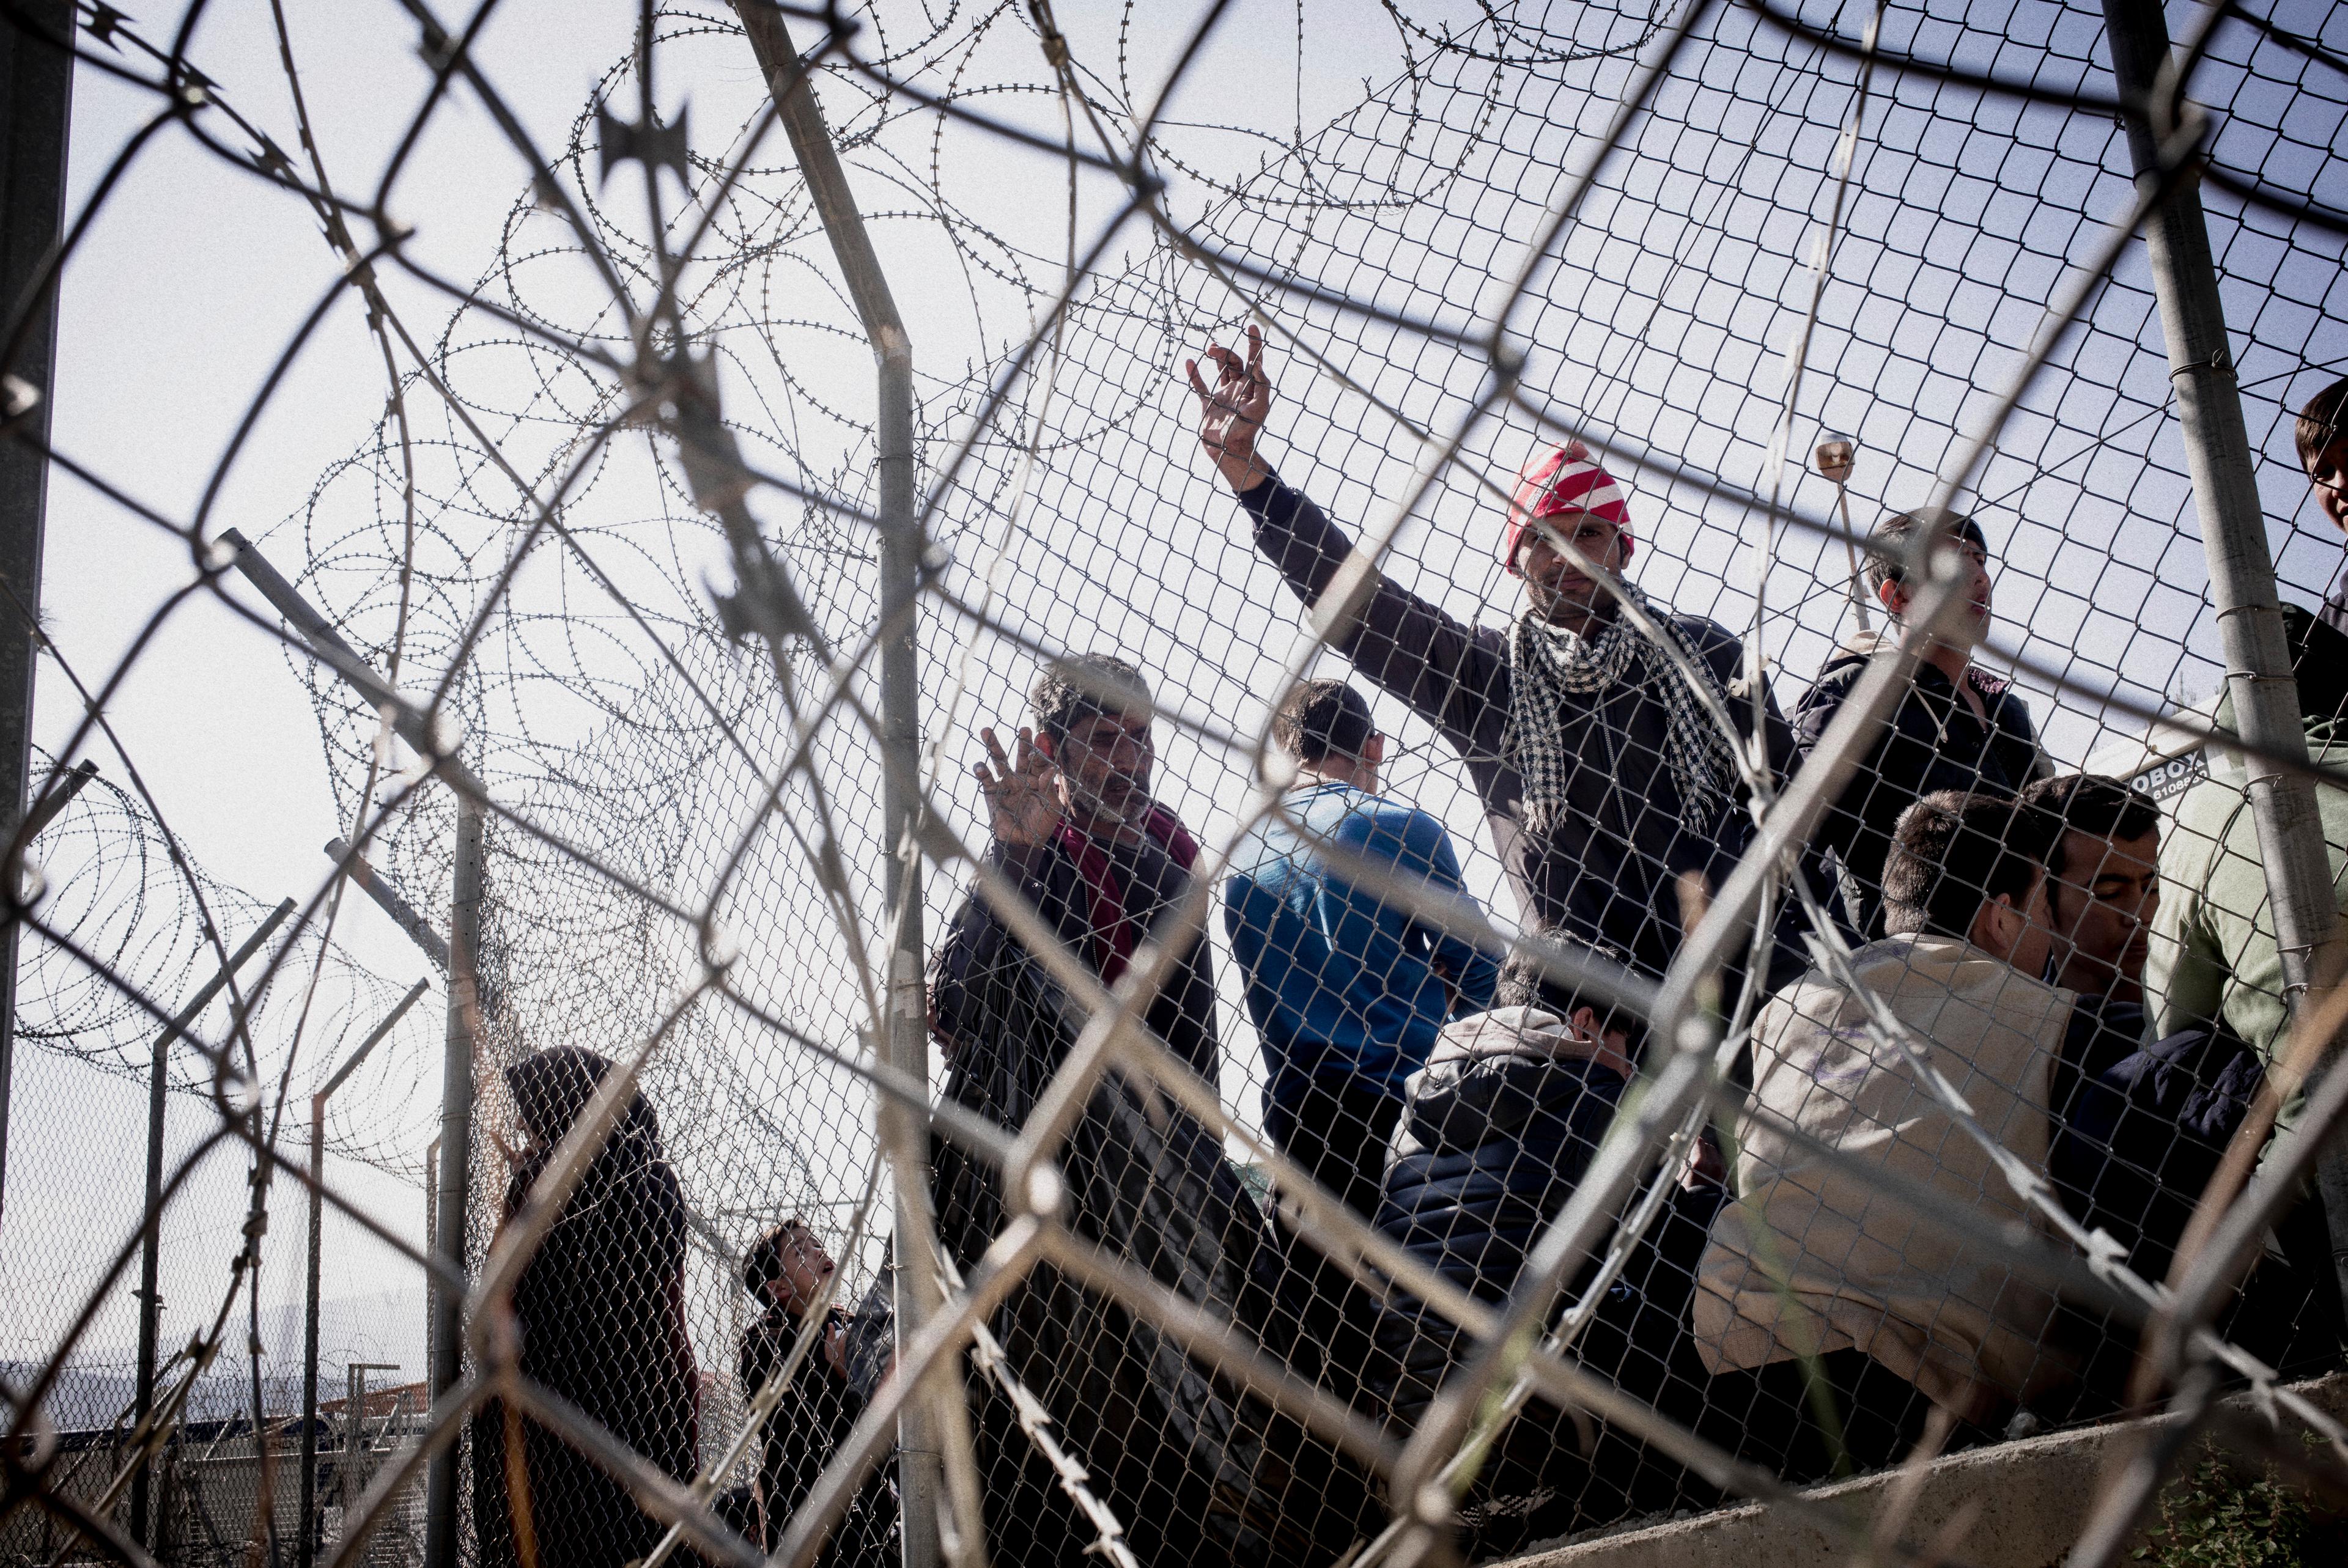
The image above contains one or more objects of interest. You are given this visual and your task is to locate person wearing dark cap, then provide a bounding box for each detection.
[1189,327,1802,985]
[1792,504,2050,939]
[2294,374,2348,638]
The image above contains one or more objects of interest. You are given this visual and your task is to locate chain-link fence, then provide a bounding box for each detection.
[5,1,2348,1566]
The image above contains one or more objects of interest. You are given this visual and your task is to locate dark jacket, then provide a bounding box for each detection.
[738,1305,895,1562]
[2050,996,2261,1287]
[932,820,1219,1084]
[1793,632,2048,938]
[1236,476,1803,983]
[931,876,1368,1564]
[473,1049,699,1568]
[1367,1007,1728,1547]
[1371,1007,1628,1426]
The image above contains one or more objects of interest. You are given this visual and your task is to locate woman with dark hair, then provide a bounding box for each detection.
[473,1047,700,1567]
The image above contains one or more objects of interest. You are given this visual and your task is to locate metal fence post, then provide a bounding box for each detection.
[127,897,296,1545]
[0,0,75,1236]
[301,979,429,1568]
[2100,0,2348,1297]
[735,8,944,1565]
[423,795,484,1568]
[326,838,453,973]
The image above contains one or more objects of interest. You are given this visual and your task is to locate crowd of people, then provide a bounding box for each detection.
[465,353,2348,1564]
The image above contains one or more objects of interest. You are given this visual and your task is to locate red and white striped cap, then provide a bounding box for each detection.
[1502,439,1633,573]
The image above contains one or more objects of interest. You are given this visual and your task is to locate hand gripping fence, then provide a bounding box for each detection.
[4,3,2348,1568]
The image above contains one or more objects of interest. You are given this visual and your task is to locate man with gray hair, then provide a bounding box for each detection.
[930,651,1221,1082]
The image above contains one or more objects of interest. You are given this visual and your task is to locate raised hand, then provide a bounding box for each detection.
[1184,323,1272,490]
[974,725,1065,847]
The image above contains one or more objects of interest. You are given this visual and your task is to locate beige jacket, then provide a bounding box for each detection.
[1693,935,2077,1422]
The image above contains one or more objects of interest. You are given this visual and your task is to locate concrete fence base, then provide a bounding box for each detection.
[1499,1374,2348,1568]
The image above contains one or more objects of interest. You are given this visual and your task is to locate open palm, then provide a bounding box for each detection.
[1186,324,1271,484]
[974,725,1065,846]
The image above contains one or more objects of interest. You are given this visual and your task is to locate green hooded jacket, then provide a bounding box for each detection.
[2144,709,2348,1133]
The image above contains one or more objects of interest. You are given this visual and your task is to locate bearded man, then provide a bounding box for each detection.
[1189,328,1800,983]
[929,652,1219,1082]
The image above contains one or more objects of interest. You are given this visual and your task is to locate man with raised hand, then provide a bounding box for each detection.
[929,652,1220,1084]
[1189,326,1800,987]
[1794,506,2050,940]
[925,657,1367,1566]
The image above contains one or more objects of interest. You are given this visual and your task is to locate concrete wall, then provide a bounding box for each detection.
[1500,1374,2348,1568]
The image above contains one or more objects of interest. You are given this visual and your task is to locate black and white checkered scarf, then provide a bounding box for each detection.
[1505,585,1739,836]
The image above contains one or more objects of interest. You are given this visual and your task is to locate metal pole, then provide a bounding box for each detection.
[341,1362,401,1525]
[423,1133,438,1416]
[300,980,429,1568]
[2101,0,2348,1300]
[16,754,93,840]
[423,793,484,1568]
[221,529,489,800]
[301,1092,327,1568]
[128,897,297,1545]
[324,837,451,973]
[734,9,945,1566]
[0,0,75,1237]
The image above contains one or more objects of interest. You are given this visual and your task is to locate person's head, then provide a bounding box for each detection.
[743,1218,836,1314]
[1493,937,1646,1062]
[1502,441,1636,631]
[2017,775,2162,999]
[500,1047,662,1215]
[1867,507,1994,649]
[2296,375,2348,537]
[1881,789,2062,976]
[1272,679,1386,790]
[1031,653,1156,833]
[504,1046,653,1152]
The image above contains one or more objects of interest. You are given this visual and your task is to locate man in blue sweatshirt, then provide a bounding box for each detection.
[1227,677,1501,1396]
[1226,677,1501,1220]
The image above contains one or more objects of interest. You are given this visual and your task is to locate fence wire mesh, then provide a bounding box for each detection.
[4,1,2348,1566]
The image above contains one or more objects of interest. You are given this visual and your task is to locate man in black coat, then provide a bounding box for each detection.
[1190,328,1804,987]
[1793,505,2048,938]
[930,653,1219,1084]
[1370,946,1722,1552]
[2023,775,2267,1408]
